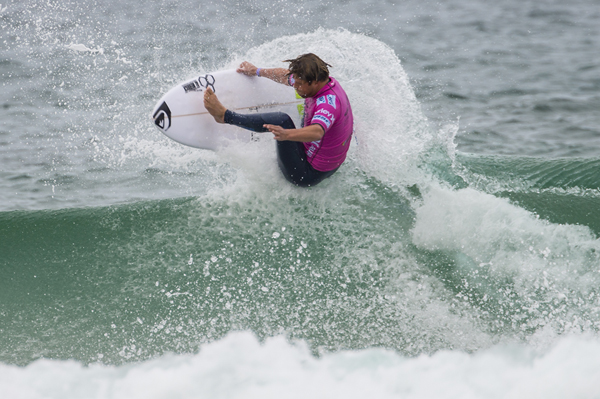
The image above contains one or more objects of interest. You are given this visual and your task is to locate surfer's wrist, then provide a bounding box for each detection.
[256,68,261,77]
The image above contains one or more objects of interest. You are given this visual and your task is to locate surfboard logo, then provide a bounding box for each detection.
[183,74,216,93]
[153,101,172,131]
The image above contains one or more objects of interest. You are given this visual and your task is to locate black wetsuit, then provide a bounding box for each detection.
[224,110,338,187]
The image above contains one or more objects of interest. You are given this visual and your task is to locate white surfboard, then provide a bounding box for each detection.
[151,69,304,150]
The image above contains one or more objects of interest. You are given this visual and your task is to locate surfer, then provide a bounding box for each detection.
[203,53,353,187]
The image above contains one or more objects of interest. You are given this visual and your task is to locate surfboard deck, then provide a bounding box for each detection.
[151,69,303,150]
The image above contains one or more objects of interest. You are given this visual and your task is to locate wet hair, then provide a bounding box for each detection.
[284,53,331,84]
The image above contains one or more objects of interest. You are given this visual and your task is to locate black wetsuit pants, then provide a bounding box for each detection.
[224,110,338,187]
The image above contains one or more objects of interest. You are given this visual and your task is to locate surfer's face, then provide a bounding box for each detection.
[292,76,320,98]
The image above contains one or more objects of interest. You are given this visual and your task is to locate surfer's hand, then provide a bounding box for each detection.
[237,61,257,77]
[264,124,324,142]
[264,124,287,141]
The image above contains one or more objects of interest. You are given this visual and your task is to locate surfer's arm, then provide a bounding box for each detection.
[264,123,324,142]
[237,61,290,85]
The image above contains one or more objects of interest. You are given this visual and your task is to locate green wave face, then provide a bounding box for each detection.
[1,182,422,365]
[3,159,600,366]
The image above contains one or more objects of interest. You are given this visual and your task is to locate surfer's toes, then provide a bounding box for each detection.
[204,89,226,124]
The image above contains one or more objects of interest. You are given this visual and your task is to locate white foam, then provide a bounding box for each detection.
[1,332,599,399]
[412,185,600,336]
[65,43,104,54]
[412,185,600,277]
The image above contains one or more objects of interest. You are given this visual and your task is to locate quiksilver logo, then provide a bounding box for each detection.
[153,101,172,131]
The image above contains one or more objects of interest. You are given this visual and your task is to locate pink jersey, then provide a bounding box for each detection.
[302,78,353,172]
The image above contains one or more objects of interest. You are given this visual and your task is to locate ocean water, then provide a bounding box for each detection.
[1,0,600,397]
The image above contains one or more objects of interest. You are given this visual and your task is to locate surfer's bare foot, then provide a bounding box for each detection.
[203,88,226,124]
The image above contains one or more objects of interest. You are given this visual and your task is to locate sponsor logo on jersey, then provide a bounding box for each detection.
[306,140,321,157]
[316,96,326,106]
[312,114,332,129]
[316,108,335,122]
[326,94,337,109]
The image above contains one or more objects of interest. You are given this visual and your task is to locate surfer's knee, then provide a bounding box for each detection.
[261,112,296,130]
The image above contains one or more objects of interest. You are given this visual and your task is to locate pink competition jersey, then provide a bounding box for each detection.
[302,78,354,172]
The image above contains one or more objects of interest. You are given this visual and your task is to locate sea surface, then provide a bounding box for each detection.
[1,0,600,397]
